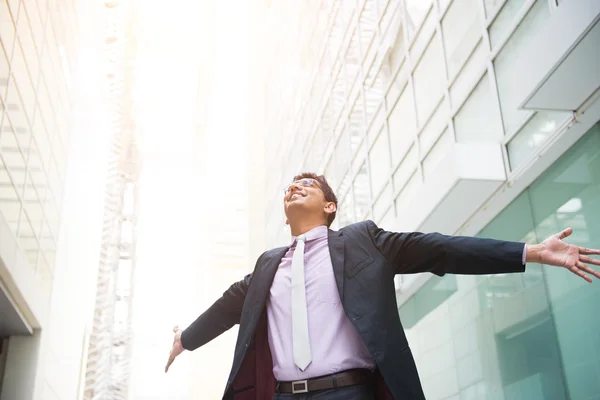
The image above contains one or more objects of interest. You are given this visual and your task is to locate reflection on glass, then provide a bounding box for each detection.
[507,111,572,170]
[397,124,600,399]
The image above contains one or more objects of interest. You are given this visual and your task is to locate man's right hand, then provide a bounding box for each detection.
[165,325,185,373]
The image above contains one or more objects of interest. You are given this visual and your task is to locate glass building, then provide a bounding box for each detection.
[0,1,133,399]
[252,0,600,399]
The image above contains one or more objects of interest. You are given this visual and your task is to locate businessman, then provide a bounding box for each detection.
[165,173,600,399]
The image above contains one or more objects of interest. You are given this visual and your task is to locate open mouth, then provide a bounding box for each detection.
[290,192,304,200]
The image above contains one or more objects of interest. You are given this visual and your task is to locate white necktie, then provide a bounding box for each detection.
[291,234,312,371]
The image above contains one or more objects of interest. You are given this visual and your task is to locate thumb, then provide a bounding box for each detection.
[556,227,573,240]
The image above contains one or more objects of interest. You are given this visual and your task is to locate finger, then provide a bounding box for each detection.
[165,355,174,373]
[577,261,600,280]
[173,325,179,333]
[557,227,573,240]
[579,247,600,256]
[569,264,592,283]
[580,255,600,266]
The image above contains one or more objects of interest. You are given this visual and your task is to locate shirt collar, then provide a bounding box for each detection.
[290,225,328,246]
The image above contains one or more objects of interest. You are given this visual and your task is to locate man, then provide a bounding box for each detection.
[165,173,600,399]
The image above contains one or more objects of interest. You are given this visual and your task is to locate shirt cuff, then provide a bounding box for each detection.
[522,244,527,265]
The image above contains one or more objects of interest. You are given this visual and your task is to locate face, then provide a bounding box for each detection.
[283,178,335,224]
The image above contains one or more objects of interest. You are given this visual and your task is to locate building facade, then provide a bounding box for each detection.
[253,0,600,399]
[0,0,137,399]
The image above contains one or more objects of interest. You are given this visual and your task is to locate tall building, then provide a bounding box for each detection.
[82,0,139,399]
[252,0,600,399]
[0,0,137,399]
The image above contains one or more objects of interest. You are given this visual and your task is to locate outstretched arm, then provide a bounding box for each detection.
[165,274,251,373]
[365,221,600,281]
[366,220,525,276]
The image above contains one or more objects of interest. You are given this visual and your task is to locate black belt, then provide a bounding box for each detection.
[276,369,373,394]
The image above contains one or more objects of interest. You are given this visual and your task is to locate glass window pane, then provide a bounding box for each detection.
[454,73,503,143]
[488,0,528,48]
[10,44,36,122]
[332,66,346,124]
[413,33,445,127]
[0,155,20,235]
[494,0,551,135]
[442,0,481,78]
[345,29,361,87]
[334,125,352,191]
[393,144,418,193]
[23,172,42,238]
[359,1,377,58]
[405,0,431,39]
[507,111,572,170]
[388,84,416,166]
[16,9,40,86]
[409,7,437,64]
[423,128,453,180]
[338,189,355,227]
[18,209,38,267]
[401,123,600,400]
[386,17,406,73]
[528,123,600,399]
[350,94,366,154]
[419,98,449,157]
[354,162,371,219]
[369,127,391,195]
[385,58,409,108]
[0,118,27,192]
[0,0,16,58]
[373,183,392,221]
[394,170,421,214]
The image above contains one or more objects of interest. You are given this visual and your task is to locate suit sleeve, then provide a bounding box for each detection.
[180,252,267,351]
[365,220,526,276]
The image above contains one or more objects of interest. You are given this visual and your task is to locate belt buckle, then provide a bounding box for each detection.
[291,379,308,394]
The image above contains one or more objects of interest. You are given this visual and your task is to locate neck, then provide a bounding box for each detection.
[289,219,327,237]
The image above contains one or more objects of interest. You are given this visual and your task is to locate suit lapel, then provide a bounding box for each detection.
[328,229,345,301]
[253,247,288,316]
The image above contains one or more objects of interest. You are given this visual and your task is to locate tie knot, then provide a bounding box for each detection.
[297,234,306,243]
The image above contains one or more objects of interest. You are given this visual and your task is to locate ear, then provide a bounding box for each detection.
[324,202,337,215]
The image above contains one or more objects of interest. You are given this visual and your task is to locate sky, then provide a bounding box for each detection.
[127,0,251,398]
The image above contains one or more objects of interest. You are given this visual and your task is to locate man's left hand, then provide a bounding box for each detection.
[527,227,600,282]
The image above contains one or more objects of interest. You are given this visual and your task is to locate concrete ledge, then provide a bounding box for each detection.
[0,212,49,330]
[395,142,507,235]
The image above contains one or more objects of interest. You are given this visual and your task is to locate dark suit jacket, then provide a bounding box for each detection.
[181,220,525,399]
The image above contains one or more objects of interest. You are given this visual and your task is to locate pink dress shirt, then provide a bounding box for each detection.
[266,225,376,382]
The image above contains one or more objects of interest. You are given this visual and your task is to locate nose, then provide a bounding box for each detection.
[286,182,303,197]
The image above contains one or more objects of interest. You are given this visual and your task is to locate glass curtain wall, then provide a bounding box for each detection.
[0,0,74,279]
[261,0,577,247]
[399,123,600,400]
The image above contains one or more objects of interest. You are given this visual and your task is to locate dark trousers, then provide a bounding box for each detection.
[272,384,375,400]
